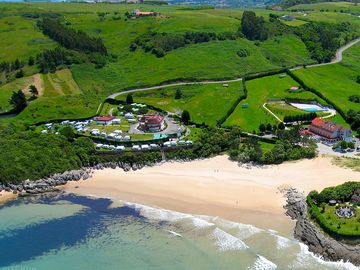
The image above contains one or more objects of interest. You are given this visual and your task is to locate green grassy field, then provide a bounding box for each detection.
[0,15,55,62]
[116,82,243,126]
[289,1,360,13]
[0,2,357,127]
[224,74,338,131]
[281,19,308,26]
[294,43,360,113]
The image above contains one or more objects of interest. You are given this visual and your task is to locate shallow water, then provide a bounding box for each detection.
[0,193,358,270]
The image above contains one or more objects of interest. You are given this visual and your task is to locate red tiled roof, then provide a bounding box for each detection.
[136,11,154,15]
[311,118,344,132]
[95,116,114,122]
[290,86,299,90]
[139,114,164,124]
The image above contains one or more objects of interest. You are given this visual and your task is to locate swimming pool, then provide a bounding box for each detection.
[289,103,327,112]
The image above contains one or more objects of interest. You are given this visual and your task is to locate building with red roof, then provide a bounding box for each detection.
[94,116,115,125]
[139,114,164,131]
[308,118,352,142]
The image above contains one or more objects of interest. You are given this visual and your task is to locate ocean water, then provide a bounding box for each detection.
[0,193,358,270]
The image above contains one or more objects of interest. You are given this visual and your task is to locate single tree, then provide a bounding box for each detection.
[181,110,191,124]
[259,123,266,133]
[126,94,133,104]
[15,69,24,78]
[28,56,35,66]
[174,88,182,99]
[278,122,285,130]
[266,123,272,132]
[59,126,75,141]
[9,90,27,112]
[29,85,39,98]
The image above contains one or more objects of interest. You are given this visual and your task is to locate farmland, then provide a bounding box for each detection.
[224,73,341,131]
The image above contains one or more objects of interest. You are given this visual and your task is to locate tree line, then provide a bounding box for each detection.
[283,112,317,123]
[131,31,240,57]
[38,18,107,55]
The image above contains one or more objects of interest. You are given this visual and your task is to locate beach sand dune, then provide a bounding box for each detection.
[65,156,360,234]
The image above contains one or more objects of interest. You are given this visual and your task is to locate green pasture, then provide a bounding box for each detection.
[224,74,332,131]
[116,82,243,126]
[289,2,360,13]
[0,15,55,62]
[294,43,360,113]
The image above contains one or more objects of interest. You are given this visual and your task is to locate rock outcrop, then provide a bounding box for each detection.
[284,188,360,266]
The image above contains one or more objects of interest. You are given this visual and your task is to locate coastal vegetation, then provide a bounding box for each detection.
[307,182,360,237]
[0,2,359,184]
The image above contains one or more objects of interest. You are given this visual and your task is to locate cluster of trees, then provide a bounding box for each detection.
[283,112,317,123]
[346,110,360,134]
[39,18,107,55]
[309,181,360,204]
[0,59,26,80]
[240,11,268,41]
[295,22,348,63]
[349,95,360,103]
[259,122,285,133]
[0,125,99,183]
[332,140,355,150]
[131,31,239,57]
[230,127,316,164]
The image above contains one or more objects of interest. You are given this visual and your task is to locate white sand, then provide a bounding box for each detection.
[65,156,360,233]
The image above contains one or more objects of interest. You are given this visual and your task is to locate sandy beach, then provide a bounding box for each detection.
[65,156,360,234]
[0,191,17,205]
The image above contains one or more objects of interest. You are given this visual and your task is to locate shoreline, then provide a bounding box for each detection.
[65,155,360,235]
[0,191,18,205]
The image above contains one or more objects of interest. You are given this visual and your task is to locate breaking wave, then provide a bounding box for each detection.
[252,255,277,270]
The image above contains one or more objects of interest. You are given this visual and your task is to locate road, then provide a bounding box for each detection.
[291,38,360,71]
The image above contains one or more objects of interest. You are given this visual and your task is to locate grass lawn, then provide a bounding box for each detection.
[289,2,360,14]
[116,82,243,126]
[224,73,341,131]
[315,203,360,236]
[294,43,360,113]
[259,141,275,153]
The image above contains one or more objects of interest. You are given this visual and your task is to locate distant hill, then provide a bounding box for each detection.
[279,0,358,8]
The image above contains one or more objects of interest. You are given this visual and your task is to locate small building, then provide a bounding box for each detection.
[94,116,114,125]
[139,114,164,132]
[125,112,135,119]
[351,188,360,203]
[280,15,295,21]
[289,86,300,93]
[132,9,155,17]
[112,118,121,125]
[241,103,249,108]
[223,84,229,87]
[308,118,352,143]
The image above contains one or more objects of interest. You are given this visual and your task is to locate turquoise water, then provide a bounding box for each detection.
[0,193,358,270]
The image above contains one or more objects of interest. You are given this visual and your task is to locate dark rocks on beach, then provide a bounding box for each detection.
[284,188,360,266]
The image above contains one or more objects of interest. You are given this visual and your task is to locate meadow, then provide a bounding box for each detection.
[289,1,360,14]
[294,43,360,113]
[0,2,357,128]
[116,82,243,126]
[224,73,339,131]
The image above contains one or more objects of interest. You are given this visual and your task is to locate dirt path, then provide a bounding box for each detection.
[22,74,44,97]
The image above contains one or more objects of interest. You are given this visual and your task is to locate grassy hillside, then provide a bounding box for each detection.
[0,15,55,62]
[294,43,360,113]
[116,82,243,126]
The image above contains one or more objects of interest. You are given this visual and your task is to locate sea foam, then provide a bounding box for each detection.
[251,255,277,270]
[293,243,359,270]
[211,228,248,251]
